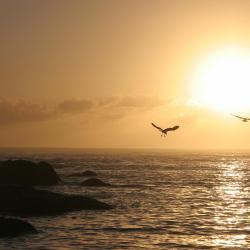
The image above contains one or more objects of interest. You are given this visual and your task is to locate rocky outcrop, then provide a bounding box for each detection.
[0,217,37,237]
[0,185,112,216]
[68,170,97,177]
[0,160,61,186]
[81,178,111,187]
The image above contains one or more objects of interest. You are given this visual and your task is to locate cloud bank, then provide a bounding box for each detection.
[0,96,168,125]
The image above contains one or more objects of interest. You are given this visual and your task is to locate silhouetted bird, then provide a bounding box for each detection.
[151,123,179,137]
[231,114,250,122]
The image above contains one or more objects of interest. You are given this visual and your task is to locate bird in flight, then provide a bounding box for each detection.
[151,123,180,137]
[231,114,250,122]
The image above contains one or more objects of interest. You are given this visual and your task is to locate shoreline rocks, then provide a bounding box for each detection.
[0,185,112,216]
[81,178,111,187]
[68,170,97,177]
[0,160,61,186]
[0,217,37,237]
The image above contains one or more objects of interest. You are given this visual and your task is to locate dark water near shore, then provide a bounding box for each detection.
[1,148,250,249]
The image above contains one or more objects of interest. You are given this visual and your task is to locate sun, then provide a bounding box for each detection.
[192,48,250,113]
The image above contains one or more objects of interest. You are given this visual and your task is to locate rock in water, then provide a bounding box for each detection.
[0,160,61,185]
[68,170,97,177]
[0,217,37,237]
[0,185,112,216]
[81,178,111,187]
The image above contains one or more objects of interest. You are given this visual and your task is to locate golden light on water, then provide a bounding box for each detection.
[193,48,250,113]
[213,161,248,247]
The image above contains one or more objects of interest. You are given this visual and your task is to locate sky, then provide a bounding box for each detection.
[1,0,250,149]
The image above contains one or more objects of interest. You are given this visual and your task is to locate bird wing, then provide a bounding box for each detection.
[171,125,180,131]
[231,114,250,120]
[151,123,163,132]
[163,125,179,133]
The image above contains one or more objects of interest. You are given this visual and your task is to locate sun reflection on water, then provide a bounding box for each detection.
[213,161,248,247]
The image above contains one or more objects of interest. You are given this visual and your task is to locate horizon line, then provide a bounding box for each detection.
[0,146,250,153]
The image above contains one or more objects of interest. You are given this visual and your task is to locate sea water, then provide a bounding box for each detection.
[0,148,250,249]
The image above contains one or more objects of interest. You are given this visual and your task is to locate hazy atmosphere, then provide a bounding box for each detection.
[3,1,250,249]
[1,0,250,149]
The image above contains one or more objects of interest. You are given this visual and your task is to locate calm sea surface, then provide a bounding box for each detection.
[1,148,250,249]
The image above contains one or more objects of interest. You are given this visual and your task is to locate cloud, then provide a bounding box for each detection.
[0,98,53,125]
[0,96,170,125]
[116,96,167,108]
[57,99,95,114]
[98,96,168,121]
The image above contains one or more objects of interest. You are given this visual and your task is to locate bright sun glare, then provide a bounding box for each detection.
[193,48,250,113]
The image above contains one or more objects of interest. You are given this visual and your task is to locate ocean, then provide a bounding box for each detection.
[0,148,250,249]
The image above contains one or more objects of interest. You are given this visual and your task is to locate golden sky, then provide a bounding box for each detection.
[1,0,250,149]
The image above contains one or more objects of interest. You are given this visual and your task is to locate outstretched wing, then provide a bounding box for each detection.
[163,125,179,133]
[231,113,244,120]
[171,125,180,131]
[231,113,250,120]
[151,123,163,132]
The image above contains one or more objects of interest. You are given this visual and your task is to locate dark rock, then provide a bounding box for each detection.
[0,160,61,186]
[0,217,37,237]
[0,185,112,216]
[68,170,97,177]
[81,178,111,187]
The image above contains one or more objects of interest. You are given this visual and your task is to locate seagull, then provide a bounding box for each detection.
[151,123,180,137]
[231,114,250,122]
